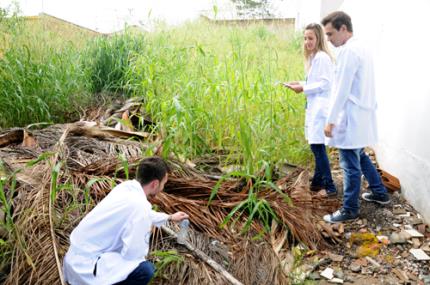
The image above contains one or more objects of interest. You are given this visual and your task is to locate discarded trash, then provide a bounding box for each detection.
[404,229,424,238]
[398,212,411,218]
[350,232,378,245]
[409,249,430,261]
[365,256,381,268]
[393,208,407,215]
[404,224,413,230]
[320,267,334,280]
[390,231,409,244]
[392,268,409,283]
[376,235,390,245]
[326,251,344,262]
[329,277,344,284]
[377,168,400,191]
[177,219,190,245]
[356,243,381,257]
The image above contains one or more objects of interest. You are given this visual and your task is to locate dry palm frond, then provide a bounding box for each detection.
[5,128,70,285]
[0,118,340,285]
[149,224,287,285]
[152,169,339,250]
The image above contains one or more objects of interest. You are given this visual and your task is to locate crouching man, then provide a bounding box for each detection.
[63,156,188,285]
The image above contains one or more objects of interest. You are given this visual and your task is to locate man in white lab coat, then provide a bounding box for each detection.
[63,156,189,284]
[321,11,390,223]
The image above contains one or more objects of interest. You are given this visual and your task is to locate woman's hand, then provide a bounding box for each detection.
[283,83,303,93]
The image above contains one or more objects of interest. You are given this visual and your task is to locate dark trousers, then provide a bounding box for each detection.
[310,144,336,193]
[114,261,155,285]
[339,148,388,214]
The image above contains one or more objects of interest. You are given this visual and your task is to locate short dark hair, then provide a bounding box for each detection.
[136,156,169,185]
[321,11,353,33]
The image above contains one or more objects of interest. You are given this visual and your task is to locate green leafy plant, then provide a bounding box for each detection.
[151,250,184,279]
[83,33,145,94]
[210,170,290,235]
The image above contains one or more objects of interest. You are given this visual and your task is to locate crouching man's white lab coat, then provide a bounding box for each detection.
[303,51,334,144]
[63,180,169,285]
[326,37,378,149]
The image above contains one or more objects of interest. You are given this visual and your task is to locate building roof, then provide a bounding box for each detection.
[200,10,294,22]
[35,13,101,34]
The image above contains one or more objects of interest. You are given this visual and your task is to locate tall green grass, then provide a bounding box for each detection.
[0,12,311,170]
[83,33,146,94]
[0,45,90,127]
[0,12,91,128]
[127,21,310,170]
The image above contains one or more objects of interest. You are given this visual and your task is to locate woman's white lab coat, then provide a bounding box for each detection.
[302,51,335,144]
[326,38,378,149]
[63,180,169,285]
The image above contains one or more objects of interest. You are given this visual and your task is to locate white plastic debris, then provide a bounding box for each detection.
[409,249,430,260]
[177,219,190,244]
[320,267,334,280]
[404,229,424,238]
[329,278,344,284]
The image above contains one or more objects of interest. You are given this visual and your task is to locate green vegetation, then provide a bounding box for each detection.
[0,9,91,127]
[0,11,312,281]
[127,23,309,169]
[151,250,184,279]
[0,7,310,170]
[84,34,145,93]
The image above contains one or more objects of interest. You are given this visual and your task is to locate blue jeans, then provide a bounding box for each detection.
[339,148,388,214]
[114,261,155,285]
[310,144,336,193]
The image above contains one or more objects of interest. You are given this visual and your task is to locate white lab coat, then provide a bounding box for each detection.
[302,51,334,144]
[63,180,169,285]
[326,37,378,149]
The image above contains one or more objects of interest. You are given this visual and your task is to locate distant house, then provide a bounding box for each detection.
[25,13,101,37]
[26,13,148,38]
[200,11,295,31]
[0,13,101,54]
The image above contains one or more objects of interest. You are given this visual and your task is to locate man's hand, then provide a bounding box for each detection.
[169,212,189,222]
[324,123,335,137]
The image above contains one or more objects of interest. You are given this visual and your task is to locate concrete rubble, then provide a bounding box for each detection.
[300,150,430,284]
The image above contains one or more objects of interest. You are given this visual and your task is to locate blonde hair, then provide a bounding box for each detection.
[303,23,334,72]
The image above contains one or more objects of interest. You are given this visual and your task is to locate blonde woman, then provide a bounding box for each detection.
[284,23,337,197]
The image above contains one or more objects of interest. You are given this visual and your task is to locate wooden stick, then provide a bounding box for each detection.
[161,225,243,285]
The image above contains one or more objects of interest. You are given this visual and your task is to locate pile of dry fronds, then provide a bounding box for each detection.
[0,100,340,284]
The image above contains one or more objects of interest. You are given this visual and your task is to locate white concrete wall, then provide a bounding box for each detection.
[320,0,430,221]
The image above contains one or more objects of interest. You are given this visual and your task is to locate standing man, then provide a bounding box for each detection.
[321,11,390,223]
[63,156,189,284]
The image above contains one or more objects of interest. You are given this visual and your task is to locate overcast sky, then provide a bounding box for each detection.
[0,0,225,32]
[0,0,291,33]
